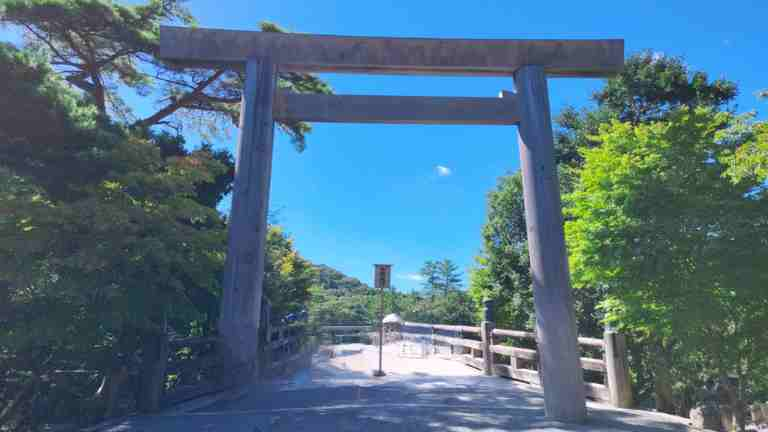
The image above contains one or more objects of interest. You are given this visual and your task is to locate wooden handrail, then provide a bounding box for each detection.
[492,328,536,339]
[393,320,627,407]
[168,336,219,348]
[319,325,372,331]
[577,337,604,348]
[402,322,480,334]
[490,329,604,349]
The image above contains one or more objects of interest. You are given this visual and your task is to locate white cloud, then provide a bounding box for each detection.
[435,165,452,177]
[397,273,425,282]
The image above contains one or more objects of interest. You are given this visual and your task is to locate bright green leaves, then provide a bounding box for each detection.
[564,107,768,397]
[722,122,768,184]
[0,42,228,357]
[263,226,315,320]
[468,173,534,330]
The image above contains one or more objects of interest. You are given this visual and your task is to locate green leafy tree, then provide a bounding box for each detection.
[436,259,462,294]
[468,173,533,330]
[419,260,440,295]
[470,52,744,412]
[565,109,768,420]
[0,0,331,148]
[307,285,371,328]
[419,259,462,296]
[311,264,370,291]
[555,51,737,168]
[722,120,768,183]
[0,2,330,428]
[263,226,315,320]
[0,43,227,428]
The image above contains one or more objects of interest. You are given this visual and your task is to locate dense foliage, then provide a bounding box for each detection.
[312,264,370,292]
[0,42,228,429]
[469,52,768,425]
[308,259,474,328]
[566,109,768,417]
[0,0,330,428]
[3,2,768,430]
[0,0,331,147]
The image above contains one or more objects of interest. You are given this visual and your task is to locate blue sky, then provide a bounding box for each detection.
[5,1,767,292]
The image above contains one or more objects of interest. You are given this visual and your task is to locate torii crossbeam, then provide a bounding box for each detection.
[159,25,623,423]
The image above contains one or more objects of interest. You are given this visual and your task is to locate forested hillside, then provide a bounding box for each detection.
[311,264,370,292]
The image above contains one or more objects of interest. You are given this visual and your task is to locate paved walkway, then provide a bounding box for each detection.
[103,343,692,431]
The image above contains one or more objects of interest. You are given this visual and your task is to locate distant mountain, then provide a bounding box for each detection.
[312,264,371,291]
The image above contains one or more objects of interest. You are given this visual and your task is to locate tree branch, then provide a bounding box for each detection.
[200,94,241,104]
[131,69,227,129]
[151,74,197,89]
[22,24,77,67]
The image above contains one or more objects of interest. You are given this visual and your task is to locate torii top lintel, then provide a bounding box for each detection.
[160,26,624,78]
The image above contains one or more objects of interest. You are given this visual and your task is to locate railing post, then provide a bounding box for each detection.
[481,299,495,376]
[431,325,436,355]
[137,330,169,413]
[260,320,272,379]
[604,329,633,408]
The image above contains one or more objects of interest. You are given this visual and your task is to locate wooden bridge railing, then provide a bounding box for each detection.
[159,336,230,407]
[400,320,632,409]
[318,325,373,344]
[260,323,311,377]
[138,324,311,412]
[135,300,312,413]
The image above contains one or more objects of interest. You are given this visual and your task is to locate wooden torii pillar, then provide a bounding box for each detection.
[160,27,623,423]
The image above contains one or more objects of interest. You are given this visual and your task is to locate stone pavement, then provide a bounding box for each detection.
[102,343,693,432]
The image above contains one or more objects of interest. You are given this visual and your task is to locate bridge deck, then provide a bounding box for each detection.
[103,343,690,431]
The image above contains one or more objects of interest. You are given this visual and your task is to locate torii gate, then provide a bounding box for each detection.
[159,26,623,422]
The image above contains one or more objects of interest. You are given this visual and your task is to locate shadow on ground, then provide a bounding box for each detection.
[103,345,690,432]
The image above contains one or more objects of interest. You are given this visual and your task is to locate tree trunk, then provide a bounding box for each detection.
[717,376,746,432]
[653,343,676,414]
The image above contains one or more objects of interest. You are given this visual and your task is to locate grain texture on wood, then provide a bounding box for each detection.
[577,337,605,348]
[585,383,610,402]
[431,324,481,334]
[160,26,624,78]
[490,345,538,361]
[494,364,542,385]
[456,354,485,371]
[403,322,481,333]
[604,331,633,408]
[492,328,537,339]
[481,321,494,376]
[273,92,520,125]
[432,335,482,350]
[218,58,277,376]
[514,65,587,422]
[580,357,606,372]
